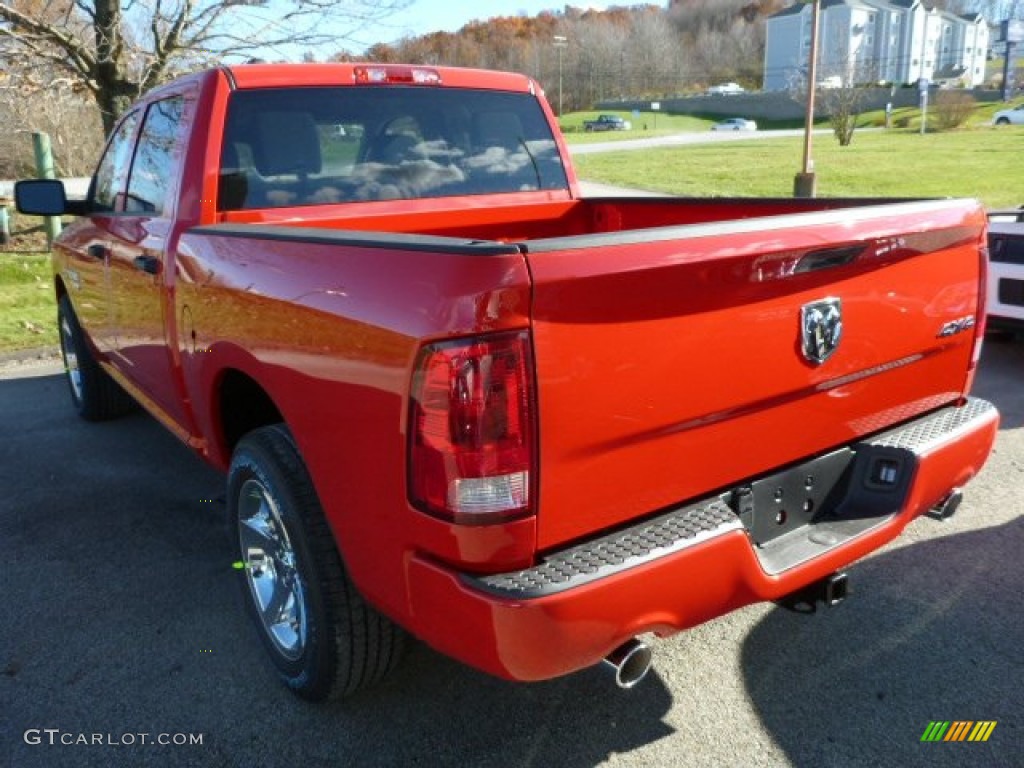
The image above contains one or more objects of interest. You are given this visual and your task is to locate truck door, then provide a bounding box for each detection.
[65,111,141,357]
[105,92,196,433]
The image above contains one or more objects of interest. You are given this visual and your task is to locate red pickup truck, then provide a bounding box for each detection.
[17,63,998,700]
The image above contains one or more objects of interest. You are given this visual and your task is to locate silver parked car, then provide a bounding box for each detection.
[992,104,1024,125]
[711,118,758,132]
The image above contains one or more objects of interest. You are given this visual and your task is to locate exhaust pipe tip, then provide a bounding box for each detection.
[930,488,963,520]
[602,638,653,689]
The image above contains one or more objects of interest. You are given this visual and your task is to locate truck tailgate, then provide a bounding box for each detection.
[524,200,986,550]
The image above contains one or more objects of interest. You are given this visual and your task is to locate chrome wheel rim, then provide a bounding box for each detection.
[59,313,83,403]
[237,478,308,660]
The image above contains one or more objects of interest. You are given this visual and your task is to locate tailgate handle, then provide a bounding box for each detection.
[795,245,865,274]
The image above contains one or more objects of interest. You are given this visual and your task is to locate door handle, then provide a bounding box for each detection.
[133,255,162,275]
[86,243,109,261]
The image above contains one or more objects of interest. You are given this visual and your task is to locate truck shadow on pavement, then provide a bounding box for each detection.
[740,516,1023,768]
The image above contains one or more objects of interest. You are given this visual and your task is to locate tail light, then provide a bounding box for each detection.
[971,240,989,371]
[963,236,989,395]
[409,331,536,525]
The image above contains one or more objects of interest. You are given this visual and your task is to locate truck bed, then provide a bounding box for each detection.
[217,194,937,243]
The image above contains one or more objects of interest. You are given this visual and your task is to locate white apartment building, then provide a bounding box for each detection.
[763,0,989,91]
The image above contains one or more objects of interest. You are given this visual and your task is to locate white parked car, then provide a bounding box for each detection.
[707,82,744,95]
[711,118,758,132]
[987,212,1024,333]
[992,104,1024,125]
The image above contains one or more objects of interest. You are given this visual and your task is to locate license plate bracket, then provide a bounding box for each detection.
[731,448,854,546]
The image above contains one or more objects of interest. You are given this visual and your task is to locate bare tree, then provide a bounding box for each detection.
[0,75,104,177]
[626,9,684,98]
[0,0,411,136]
[820,82,864,146]
[786,61,864,147]
[933,90,977,130]
[669,0,776,86]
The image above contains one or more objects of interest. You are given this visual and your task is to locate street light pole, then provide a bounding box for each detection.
[554,35,568,116]
[795,0,821,198]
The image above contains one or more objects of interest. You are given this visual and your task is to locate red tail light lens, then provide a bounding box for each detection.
[409,332,536,524]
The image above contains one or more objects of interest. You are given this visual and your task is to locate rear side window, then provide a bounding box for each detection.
[126,96,186,215]
[218,86,569,210]
[92,112,140,212]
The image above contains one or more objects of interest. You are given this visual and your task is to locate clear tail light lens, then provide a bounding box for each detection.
[409,331,536,524]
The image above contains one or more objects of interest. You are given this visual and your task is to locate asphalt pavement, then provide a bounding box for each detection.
[1,339,1021,768]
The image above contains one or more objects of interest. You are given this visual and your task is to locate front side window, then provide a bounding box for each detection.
[218,86,569,210]
[126,96,186,215]
[92,111,140,212]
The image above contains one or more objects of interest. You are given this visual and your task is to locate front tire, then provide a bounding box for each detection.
[229,424,405,700]
[996,117,1010,125]
[57,294,134,421]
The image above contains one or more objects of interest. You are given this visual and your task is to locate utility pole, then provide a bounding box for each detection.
[795,0,821,198]
[554,35,568,116]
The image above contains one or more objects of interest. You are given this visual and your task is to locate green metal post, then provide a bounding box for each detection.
[32,132,62,248]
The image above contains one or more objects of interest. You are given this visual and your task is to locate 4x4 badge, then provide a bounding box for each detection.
[801,298,842,365]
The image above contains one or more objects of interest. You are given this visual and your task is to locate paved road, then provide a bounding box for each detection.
[0,339,1021,768]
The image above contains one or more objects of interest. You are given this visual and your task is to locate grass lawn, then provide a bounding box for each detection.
[0,253,58,353]
[572,126,1024,209]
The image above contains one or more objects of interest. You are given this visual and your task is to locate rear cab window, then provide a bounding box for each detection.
[217,86,569,211]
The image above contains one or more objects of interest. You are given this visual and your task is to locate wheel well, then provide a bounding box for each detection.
[218,370,284,453]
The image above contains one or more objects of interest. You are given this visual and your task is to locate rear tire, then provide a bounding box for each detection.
[229,424,405,700]
[57,294,134,421]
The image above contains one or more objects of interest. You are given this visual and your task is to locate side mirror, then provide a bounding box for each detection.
[15,179,68,216]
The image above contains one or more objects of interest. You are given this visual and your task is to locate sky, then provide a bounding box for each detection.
[350,1,622,49]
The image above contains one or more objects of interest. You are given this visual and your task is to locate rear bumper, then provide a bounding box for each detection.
[404,398,998,682]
